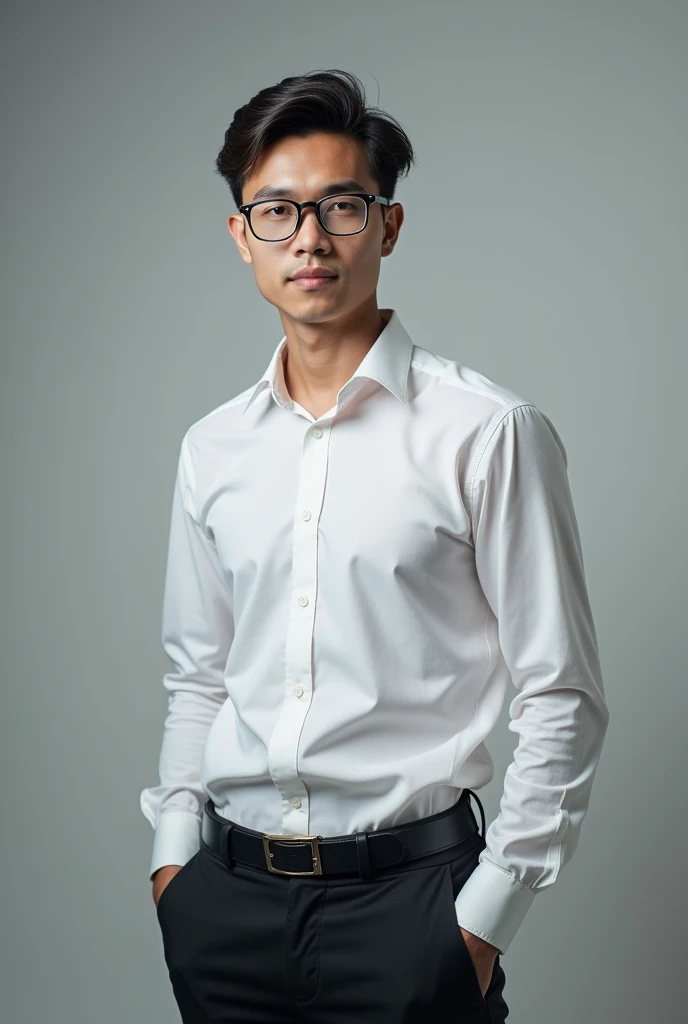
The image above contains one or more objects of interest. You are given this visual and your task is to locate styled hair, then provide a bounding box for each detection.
[215,69,416,210]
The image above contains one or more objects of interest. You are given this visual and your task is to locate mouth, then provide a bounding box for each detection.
[289,274,338,288]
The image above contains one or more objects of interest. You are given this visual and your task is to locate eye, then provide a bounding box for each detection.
[323,200,355,213]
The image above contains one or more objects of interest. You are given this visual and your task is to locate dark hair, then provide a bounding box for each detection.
[215,69,416,210]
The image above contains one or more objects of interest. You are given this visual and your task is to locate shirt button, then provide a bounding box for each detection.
[312,427,323,438]
[293,685,304,698]
[301,509,311,521]
[298,595,309,607]
[291,797,302,808]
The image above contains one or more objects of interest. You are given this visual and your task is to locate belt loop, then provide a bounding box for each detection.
[466,789,486,839]
[353,831,373,880]
[220,823,235,870]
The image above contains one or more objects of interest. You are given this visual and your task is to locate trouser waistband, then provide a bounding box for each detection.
[200,789,485,880]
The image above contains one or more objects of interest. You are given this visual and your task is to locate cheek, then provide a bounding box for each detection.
[252,256,284,297]
[349,246,382,289]
[341,239,380,280]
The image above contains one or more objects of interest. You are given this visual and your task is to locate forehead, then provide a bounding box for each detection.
[243,132,377,201]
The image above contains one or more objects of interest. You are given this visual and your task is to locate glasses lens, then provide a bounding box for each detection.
[320,194,367,234]
[250,200,299,241]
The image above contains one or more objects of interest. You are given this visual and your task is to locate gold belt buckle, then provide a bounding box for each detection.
[262,833,323,875]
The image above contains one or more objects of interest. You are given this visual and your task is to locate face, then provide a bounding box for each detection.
[227,131,404,325]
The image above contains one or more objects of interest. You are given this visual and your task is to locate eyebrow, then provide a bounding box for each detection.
[248,179,368,203]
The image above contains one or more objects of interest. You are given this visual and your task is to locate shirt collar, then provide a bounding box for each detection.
[241,308,414,416]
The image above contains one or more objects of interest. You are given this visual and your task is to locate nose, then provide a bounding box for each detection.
[292,203,331,251]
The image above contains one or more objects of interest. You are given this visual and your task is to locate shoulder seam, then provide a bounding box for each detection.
[464,402,538,522]
[188,385,256,432]
[179,431,200,523]
[438,369,516,406]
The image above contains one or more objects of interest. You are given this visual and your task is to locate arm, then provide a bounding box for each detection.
[454,403,610,955]
[139,431,234,881]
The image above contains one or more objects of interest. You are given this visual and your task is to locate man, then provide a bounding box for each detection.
[140,68,609,1023]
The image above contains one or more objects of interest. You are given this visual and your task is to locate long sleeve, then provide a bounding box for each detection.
[139,432,234,880]
[454,402,610,955]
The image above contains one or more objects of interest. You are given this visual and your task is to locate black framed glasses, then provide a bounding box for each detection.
[239,192,392,242]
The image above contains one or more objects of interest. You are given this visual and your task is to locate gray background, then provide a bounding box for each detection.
[2,1,686,1021]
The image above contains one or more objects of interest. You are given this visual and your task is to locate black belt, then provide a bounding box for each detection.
[200,789,486,880]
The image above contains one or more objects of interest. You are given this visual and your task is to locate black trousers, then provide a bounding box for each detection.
[156,817,510,1022]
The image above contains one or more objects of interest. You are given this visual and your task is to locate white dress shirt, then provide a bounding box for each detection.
[140,307,609,955]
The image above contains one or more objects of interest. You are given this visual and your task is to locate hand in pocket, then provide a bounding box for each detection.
[459,925,500,998]
[152,864,184,909]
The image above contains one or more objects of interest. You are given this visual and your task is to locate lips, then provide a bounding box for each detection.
[289,275,337,288]
[290,267,338,281]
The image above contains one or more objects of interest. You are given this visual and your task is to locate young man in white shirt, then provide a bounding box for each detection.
[141,67,609,1024]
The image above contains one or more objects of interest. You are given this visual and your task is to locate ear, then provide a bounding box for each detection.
[227,214,253,265]
[381,203,404,258]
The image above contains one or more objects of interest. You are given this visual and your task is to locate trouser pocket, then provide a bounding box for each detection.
[155,851,199,919]
[442,859,492,1010]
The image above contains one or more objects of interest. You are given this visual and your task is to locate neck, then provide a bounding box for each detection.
[279,302,390,412]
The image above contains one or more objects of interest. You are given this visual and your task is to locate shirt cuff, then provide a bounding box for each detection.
[453,857,537,955]
[147,810,202,880]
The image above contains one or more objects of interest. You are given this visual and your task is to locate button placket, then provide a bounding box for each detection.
[265,420,331,829]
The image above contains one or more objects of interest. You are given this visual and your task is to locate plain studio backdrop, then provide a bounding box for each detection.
[2,2,686,1022]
